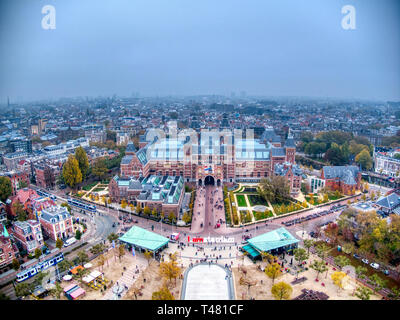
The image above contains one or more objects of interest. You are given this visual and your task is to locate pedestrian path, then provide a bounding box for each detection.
[102,257,147,300]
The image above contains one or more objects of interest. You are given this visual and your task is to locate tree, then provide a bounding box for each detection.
[144,250,153,266]
[107,232,118,244]
[341,243,355,255]
[43,165,55,188]
[58,259,72,272]
[136,203,142,215]
[303,239,315,254]
[260,252,275,265]
[55,238,63,250]
[118,245,125,262]
[258,175,291,205]
[370,273,388,294]
[97,254,106,272]
[143,206,151,217]
[168,212,176,223]
[334,256,351,270]
[49,282,63,299]
[34,248,42,260]
[92,158,108,180]
[315,242,331,259]
[62,155,82,189]
[293,248,309,268]
[182,212,191,224]
[355,149,373,171]
[75,229,82,240]
[75,146,89,179]
[15,283,33,297]
[355,286,373,300]
[324,146,347,165]
[264,262,282,285]
[271,281,293,300]
[74,267,89,285]
[77,250,89,265]
[159,260,181,286]
[355,266,368,279]
[239,276,257,297]
[310,260,328,280]
[331,271,347,292]
[0,176,12,202]
[90,243,106,255]
[11,258,20,270]
[152,285,175,300]
[151,208,158,219]
[13,201,27,221]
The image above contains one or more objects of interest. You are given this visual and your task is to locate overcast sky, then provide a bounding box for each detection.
[0,0,399,103]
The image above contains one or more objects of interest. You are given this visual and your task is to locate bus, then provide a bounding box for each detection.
[67,198,96,214]
[16,253,64,283]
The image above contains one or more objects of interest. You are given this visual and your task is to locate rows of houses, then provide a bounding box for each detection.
[0,188,74,272]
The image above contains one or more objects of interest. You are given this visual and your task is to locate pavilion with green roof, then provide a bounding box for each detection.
[243,227,299,260]
[118,226,169,253]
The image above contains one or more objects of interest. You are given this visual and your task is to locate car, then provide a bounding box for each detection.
[370,263,380,269]
[383,270,389,275]
[362,258,369,264]
[353,253,361,259]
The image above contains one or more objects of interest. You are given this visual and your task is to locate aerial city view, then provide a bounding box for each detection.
[0,0,399,304]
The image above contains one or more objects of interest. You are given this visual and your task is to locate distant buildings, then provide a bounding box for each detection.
[321,166,361,195]
[3,152,28,171]
[43,137,89,156]
[84,125,106,143]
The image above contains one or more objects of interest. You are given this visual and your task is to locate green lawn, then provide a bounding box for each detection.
[248,194,268,206]
[236,195,248,207]
[82,182,98,191]
[253,210,274,220]
[328,194,344,201]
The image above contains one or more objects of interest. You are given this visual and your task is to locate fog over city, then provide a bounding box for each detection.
[0,0,399,104]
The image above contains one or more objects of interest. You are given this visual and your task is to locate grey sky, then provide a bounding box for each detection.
[0,0,399,103]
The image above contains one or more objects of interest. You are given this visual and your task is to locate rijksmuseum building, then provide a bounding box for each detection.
[109,124,304,202]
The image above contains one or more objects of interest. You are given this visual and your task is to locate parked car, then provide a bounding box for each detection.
[370,263,380,269]
[353,253,361,259]
[383,270,389,275]
[362,258,369,264]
